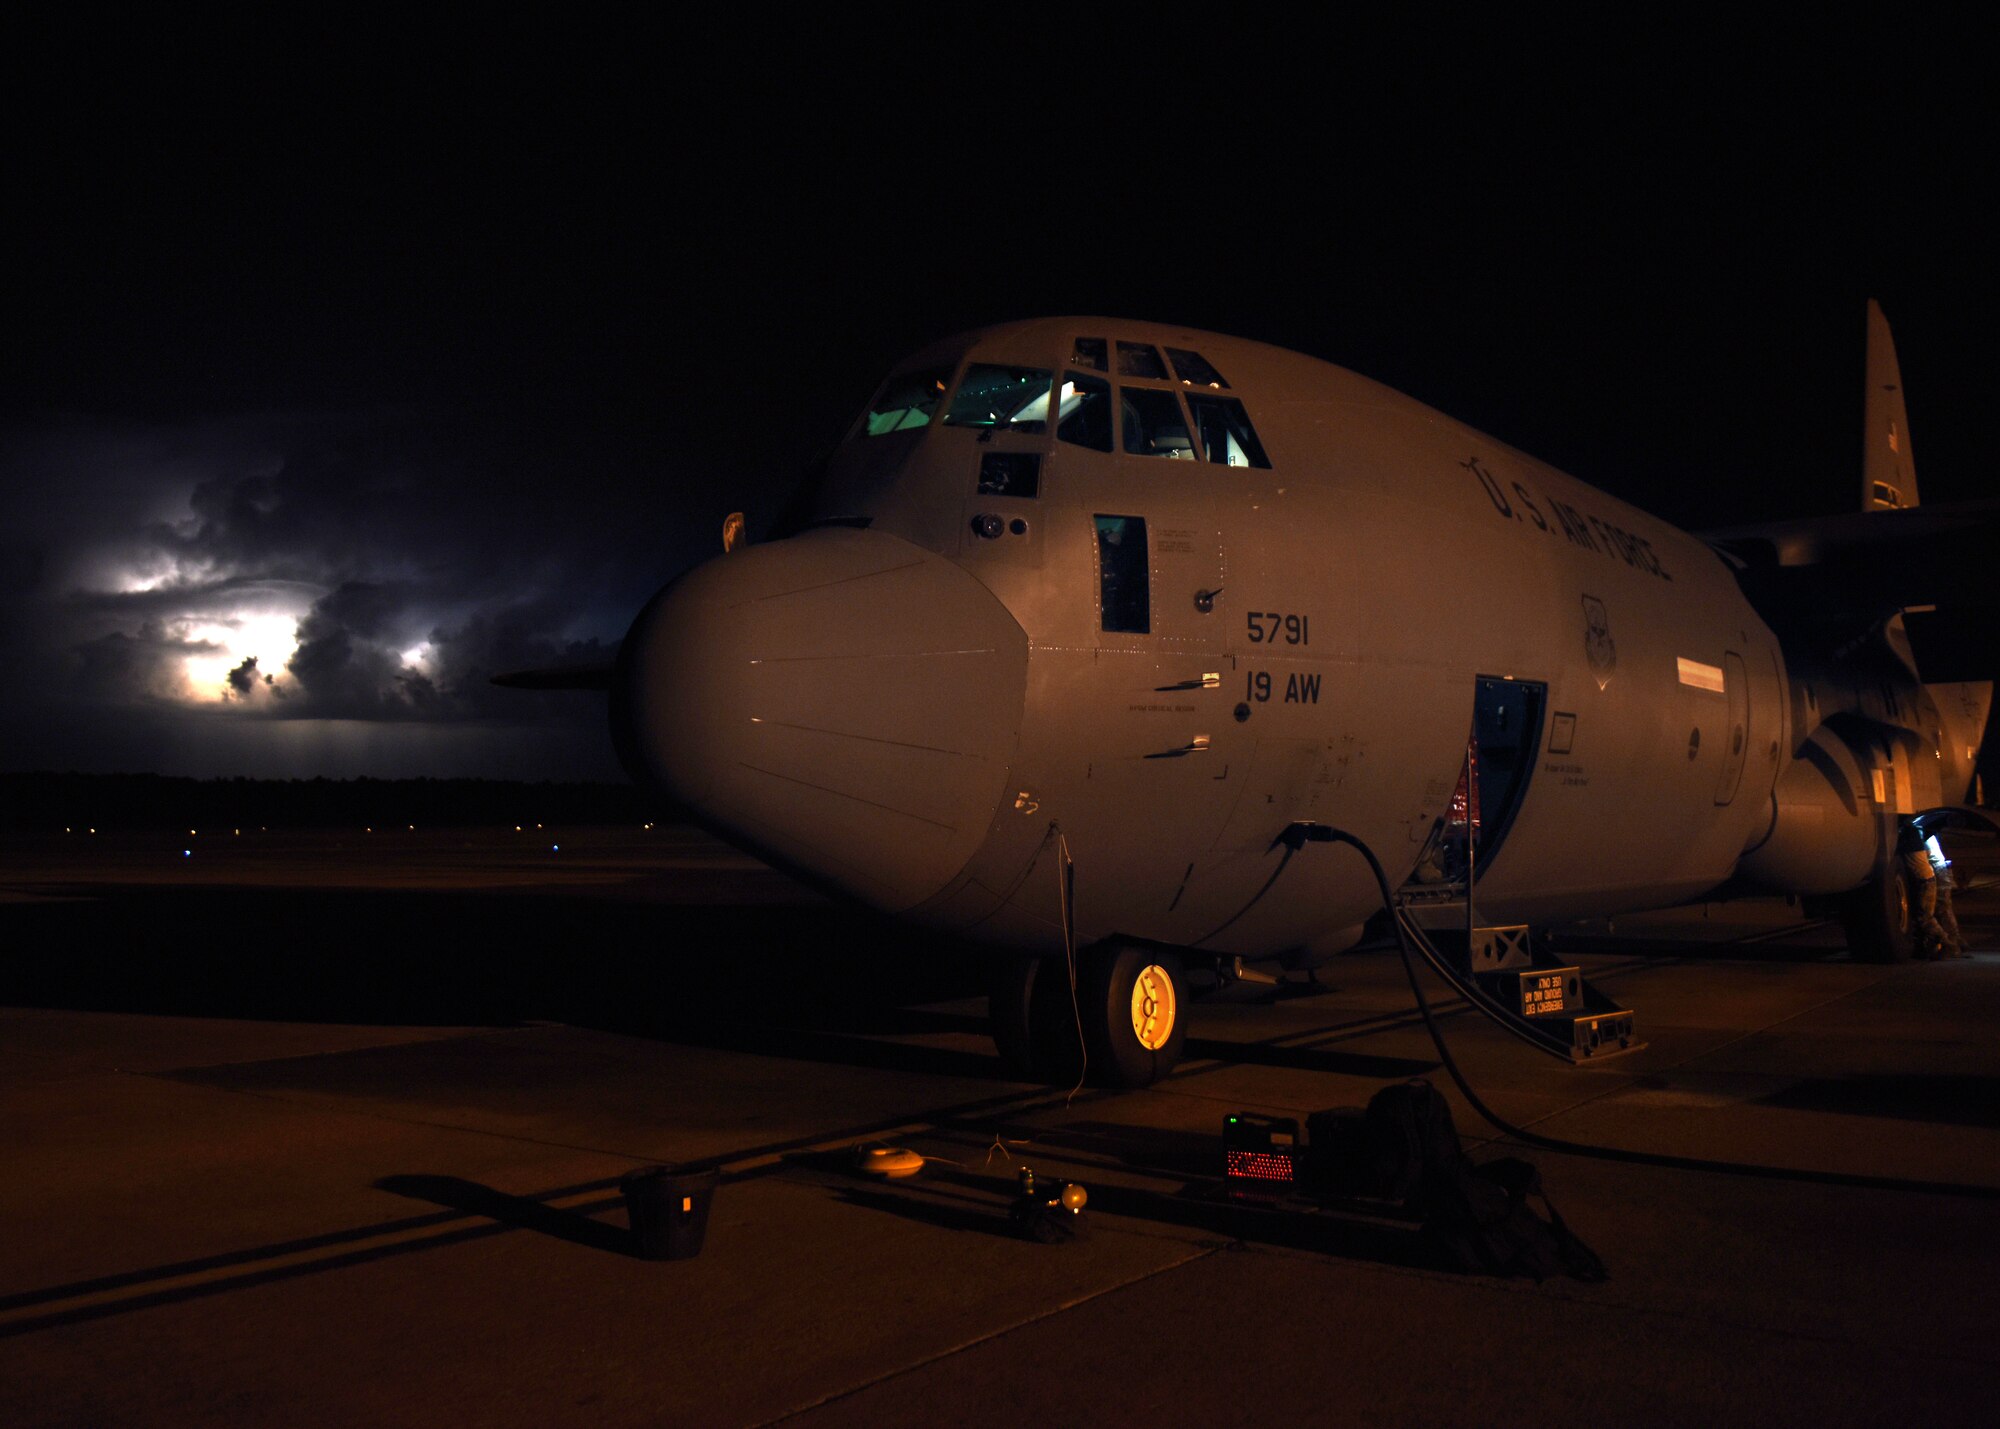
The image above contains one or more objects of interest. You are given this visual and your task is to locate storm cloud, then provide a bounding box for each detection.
[0,408,746,778]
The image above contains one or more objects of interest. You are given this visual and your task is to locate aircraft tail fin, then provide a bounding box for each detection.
[1863,299,1919,512]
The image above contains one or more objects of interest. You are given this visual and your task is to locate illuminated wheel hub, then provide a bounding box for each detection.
[1129,964,1178,1051]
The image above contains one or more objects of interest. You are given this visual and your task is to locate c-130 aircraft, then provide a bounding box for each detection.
[515,304,1993,1088]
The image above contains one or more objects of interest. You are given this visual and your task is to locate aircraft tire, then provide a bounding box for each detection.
[987,953,1085,1085]
[1837,860,1920,963]
[1078,943,1188,1089]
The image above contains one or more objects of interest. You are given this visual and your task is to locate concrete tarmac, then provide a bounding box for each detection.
[2,825,1997,1426]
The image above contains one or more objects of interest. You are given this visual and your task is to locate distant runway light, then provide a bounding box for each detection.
[552,844,560,852]
[183,850,191,857]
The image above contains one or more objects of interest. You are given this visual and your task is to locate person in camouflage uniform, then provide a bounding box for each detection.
[1898,822,1950,959]
[1924,830,1965,958]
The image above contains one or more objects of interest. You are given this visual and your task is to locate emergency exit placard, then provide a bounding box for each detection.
[1507,968,1579,1018]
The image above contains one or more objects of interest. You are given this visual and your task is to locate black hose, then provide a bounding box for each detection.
[1319,826,2000,1202]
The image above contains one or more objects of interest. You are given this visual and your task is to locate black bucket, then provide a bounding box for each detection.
[621,1165,718,1261]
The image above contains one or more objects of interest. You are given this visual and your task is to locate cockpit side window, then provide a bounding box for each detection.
[1116,341,1169,380]
[1056,370,1113,452]
[978,452,1040,497]
[1121,388,1197,459]
[1071,337,1108,372]
[862,366,953,437]
[1166,348,1229,389]
[942,365,1053,434]
[1094,515,1150,634]
[1187,394,1271,468]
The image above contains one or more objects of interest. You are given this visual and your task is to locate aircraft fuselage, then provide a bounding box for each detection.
[614,318,1958,966]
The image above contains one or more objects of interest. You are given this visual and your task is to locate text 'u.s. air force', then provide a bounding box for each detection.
[1463,456,1672,581]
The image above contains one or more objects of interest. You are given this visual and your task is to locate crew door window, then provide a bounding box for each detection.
[1094,515,1150,633]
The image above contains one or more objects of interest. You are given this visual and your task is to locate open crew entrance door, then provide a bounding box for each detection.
[1409,675,1545,892]
[1387,675,1642,1062]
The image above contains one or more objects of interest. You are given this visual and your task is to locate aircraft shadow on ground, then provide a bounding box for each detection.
[832,1184,1021,1240]
[1,884,1429,1088]
[0,883,986,1032]
[809,1157,1429,1269]
[374,1175,634,1256]
[1549,934,1855,966]
[985,1119,1226,1180]
[1180,1037,1438,1080]
[1754,1074,2000,1129]
[17,883,1932,1107]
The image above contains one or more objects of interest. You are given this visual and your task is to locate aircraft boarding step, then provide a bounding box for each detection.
[1392,911,1644,1064]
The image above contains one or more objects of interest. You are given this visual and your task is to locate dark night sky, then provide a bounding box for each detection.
[3,13,1992,779]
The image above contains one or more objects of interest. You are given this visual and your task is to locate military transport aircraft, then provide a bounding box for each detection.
[506,303,1993,1088]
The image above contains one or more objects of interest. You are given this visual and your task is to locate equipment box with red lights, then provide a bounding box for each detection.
[1223,1114,1303,1201]
[1223,1109,1413,1209]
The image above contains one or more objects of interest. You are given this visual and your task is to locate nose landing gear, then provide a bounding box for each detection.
[989,942,1189,1089]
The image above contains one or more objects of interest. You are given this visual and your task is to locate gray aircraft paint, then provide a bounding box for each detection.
[614,316,1982,964]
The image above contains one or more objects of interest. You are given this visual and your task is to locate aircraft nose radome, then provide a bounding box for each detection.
[615,528,1029,913]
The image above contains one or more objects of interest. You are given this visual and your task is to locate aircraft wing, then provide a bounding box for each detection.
[1703,498,2000,680]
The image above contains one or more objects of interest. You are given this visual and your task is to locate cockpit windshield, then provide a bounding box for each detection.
[1057,371,1113,451]
[1166,347,1229,388]
[942,365,1053,434]
[1116,341,1169,380]
[1187,394,1269,467]
[1122,388,1196,459]
[861,366,953,437]
[848,334,1270,469]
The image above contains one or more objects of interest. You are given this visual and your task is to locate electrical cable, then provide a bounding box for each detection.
[1054,826,1087,1104]
[1318,825,2000,1202]
[1192,841,1298,947]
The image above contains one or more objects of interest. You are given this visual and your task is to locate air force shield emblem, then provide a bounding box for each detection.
[1582,595,1616,688]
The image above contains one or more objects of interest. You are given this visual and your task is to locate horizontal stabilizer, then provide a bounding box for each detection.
[490,665,615,691]
[1704,498,2000,574]
[1904,608,2000,684]
[1703,498,2000,643]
